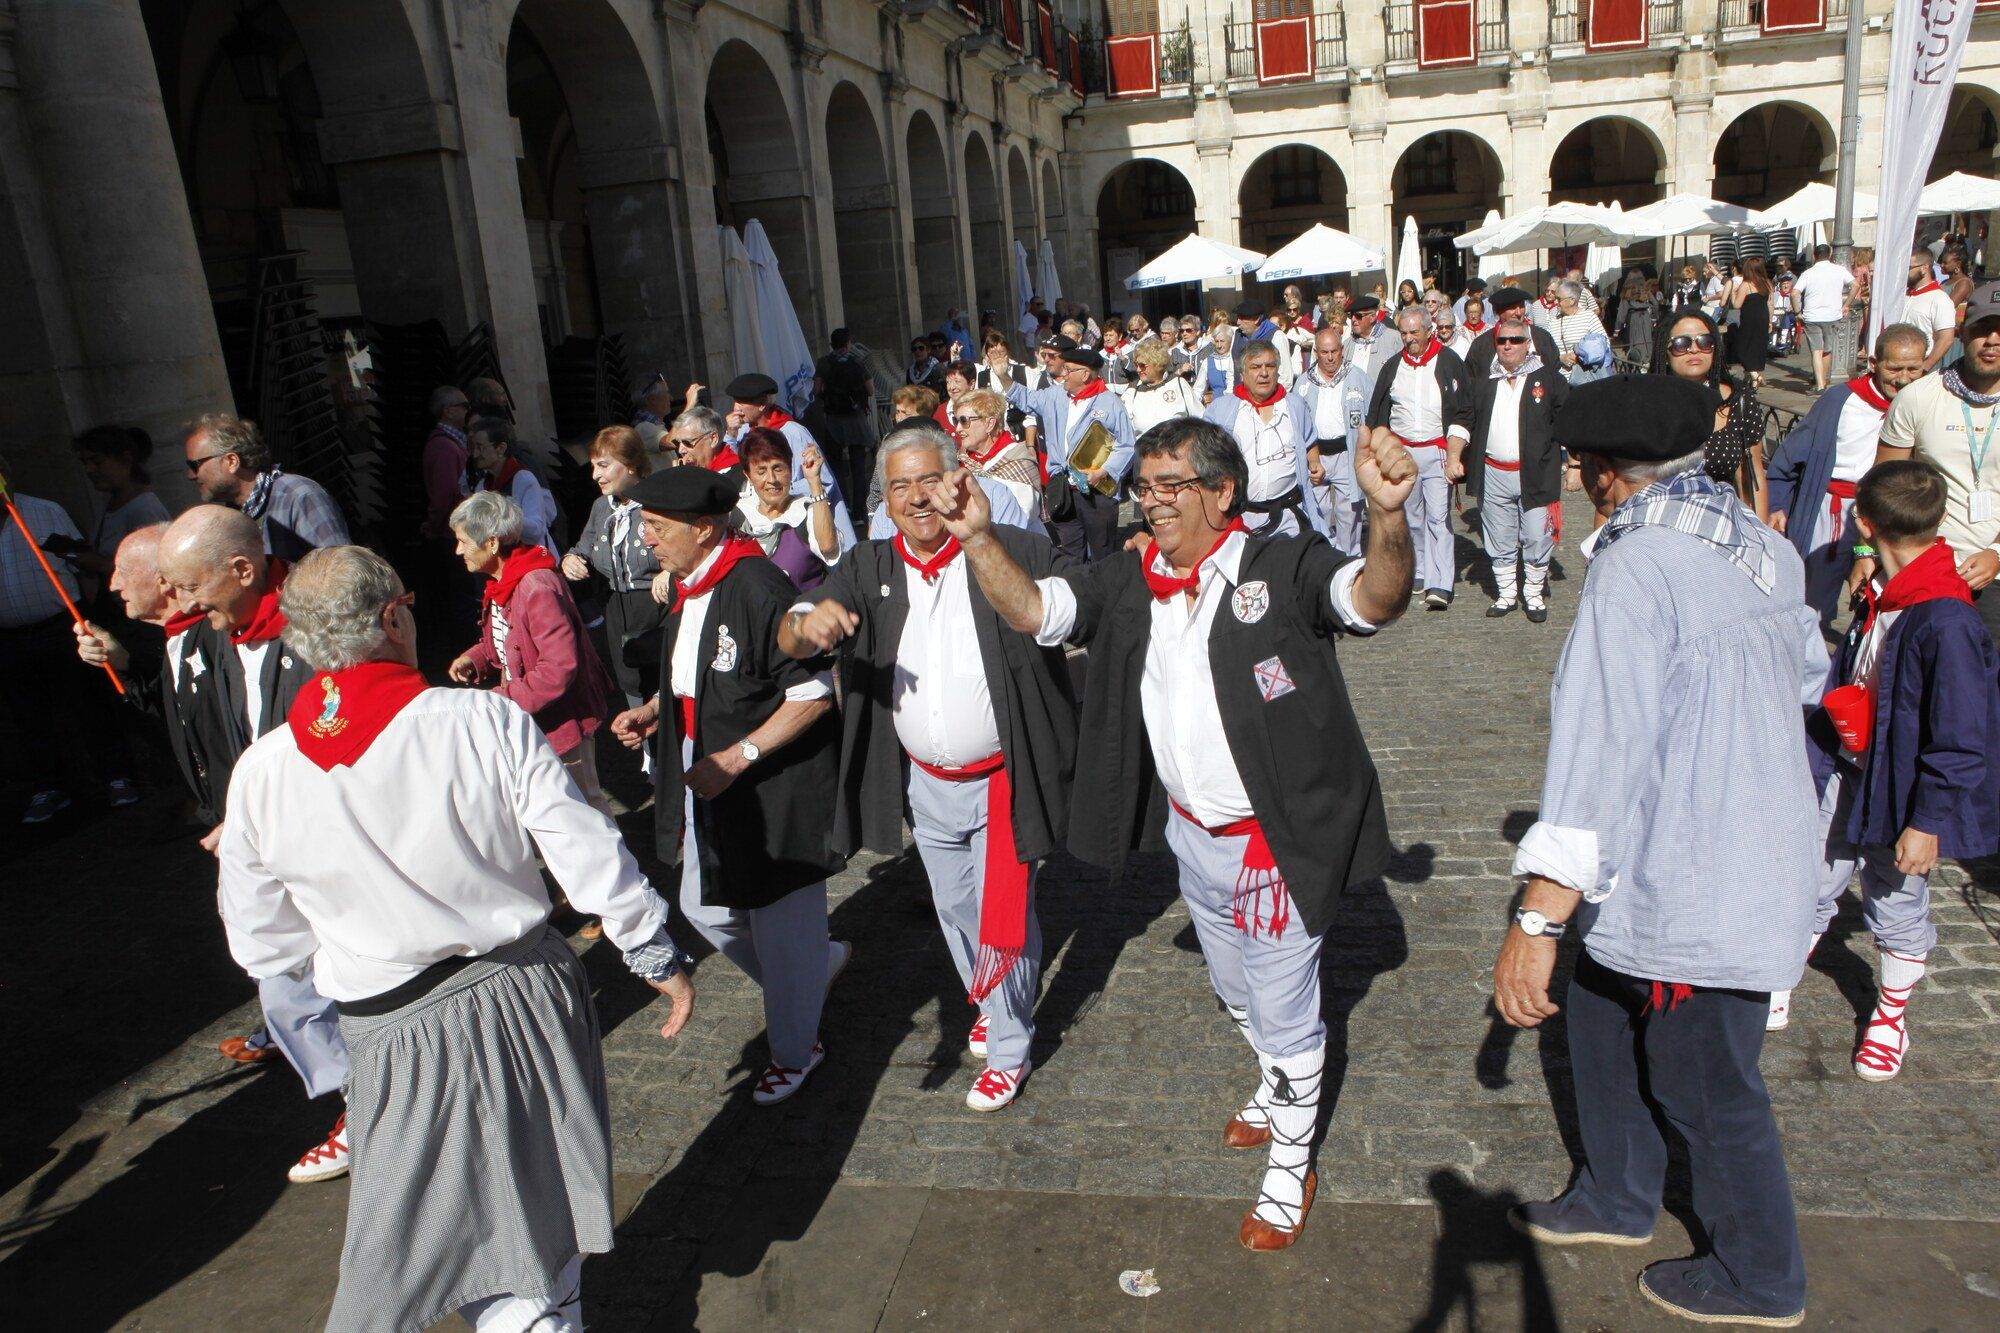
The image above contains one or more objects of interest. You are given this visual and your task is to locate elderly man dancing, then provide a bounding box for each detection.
[930,416,1416,1249]
[1367,305,1473,609]
[778,425,1076,1112]
[1493,375,1825,1328]
[217,546,694,1333]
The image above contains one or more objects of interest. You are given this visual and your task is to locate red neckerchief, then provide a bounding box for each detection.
[1846,375,1891,414]
[1859,538,1974,635]
[708,445,742,473]
[963,430,1017,468]
[481,457,525,492]
[482,543,557,609]
[1140,519,1247,601]
[1402,338,1443,368]
[670,535,763,613]
[1462,319,1489,337]
[1909,280,1943,297]
[895,533,961,584]
[163,609,206,639]
[1232,382,1286,409]
[288,661,430,772]
[1539,296,1557,309]
[1068,378,1108,403]
[228,559,289,646]
[762,408,795,431]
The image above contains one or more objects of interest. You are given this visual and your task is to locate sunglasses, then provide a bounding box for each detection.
[185,451,230,475]
[1668,334,1718,355]
[952,414,989,427]
[1494,335,1529,346]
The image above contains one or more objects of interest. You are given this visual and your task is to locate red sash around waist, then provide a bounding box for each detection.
[1486,458,1522,472]
[1170,800,1290,938]
[1397,435,1447,449]
[909,750,1028,1004]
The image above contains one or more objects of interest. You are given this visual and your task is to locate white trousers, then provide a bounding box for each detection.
[1404,444,1454,593]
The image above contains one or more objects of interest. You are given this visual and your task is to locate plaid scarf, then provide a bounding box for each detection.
[1598,467,1775,594]
[241,467,284,522]
[433,421,468,447]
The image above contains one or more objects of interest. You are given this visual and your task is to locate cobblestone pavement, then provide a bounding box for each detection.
[2,488,1998,1330]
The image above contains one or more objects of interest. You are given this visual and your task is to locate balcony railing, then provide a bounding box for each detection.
[1549,1,1685,46]
[1222,9,1347,84]
[1716,0,1849,33]
[1384,1,1509,68]
[1076,27,1199,100]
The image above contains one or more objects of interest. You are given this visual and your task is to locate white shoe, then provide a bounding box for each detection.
[825,939,852,996]
[968,1014,989,1059]
[966,1061,1030,1112]
[1766,990,1792,1032]
[287,1113,350,1184]
[752,1043,825,1105]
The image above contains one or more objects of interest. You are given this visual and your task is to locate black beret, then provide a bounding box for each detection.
[1464,277,1488,291]
[1554,373,1721,462]
[1348,295,1381,314]
[1487,286,1533,313]
[1059,346,1104,370]
[1233,299,1267,320]
[626,464,742,517]
[725,372,779,401]
[1040,332,1078,352]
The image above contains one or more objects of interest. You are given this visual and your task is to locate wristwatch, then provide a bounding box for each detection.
[738,739,761,765]
[1513,907,1566,939]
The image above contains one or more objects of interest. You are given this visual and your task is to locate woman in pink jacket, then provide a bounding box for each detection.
[447,490,613,815]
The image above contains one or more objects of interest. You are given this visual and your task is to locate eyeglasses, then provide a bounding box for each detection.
[1668,334,1718,355]
[185,451,229,475]
[1130,476,1204,502]
[1494,335,1529,346]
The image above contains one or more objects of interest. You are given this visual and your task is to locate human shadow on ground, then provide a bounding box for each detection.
[1409,1168,1559,1333]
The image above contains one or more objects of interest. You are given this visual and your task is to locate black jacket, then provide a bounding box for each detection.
[1463,324,1560,380]
[813,529,1077,862]
[1465,361,1570,510]
[653,557,844,909]
[1058,535,1392,936]
[1365,345,1476,444]
[122,625,224,821]
[207,625,317,814]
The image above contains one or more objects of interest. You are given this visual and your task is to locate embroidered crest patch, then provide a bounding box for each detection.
[713,624,739,673]
[307,676,348,740]
[1233,581,1270,624]
[880,583,893,599]
[1254,655,1295,702]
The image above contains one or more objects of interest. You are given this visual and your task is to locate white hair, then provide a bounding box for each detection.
[450,490,526,547]
[1556,279,1585,304]
[279,547,400,671]
[1395,306,1433,331]
[875,422,958,491]
[1609,451,1708,485]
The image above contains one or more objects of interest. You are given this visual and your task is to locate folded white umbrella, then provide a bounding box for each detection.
[1919,171,2000,215]
[1256,224,1384,281]
[1124,233,1266,289]
[742,219,817,412]
[717,226,764,382]
[1395,216,1422,292]
[1037,237,1063,306]
[1620,192,1770,239]
[1760,181,1878,229]
[1014,239,1034,316]
[1473,209,1512,282]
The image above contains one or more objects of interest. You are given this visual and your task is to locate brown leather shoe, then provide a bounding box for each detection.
[1222,1115,1271,1150]
[218,1035,278,1064]
[1239,1169,1316,1252]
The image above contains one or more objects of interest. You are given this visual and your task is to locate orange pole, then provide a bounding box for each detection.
[0,478,126,696]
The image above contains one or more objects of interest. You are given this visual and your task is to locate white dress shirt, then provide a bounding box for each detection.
[1832,390,1888,483]
[1483,372,1530,465]
[1388,356,1448,443]
[670,543,832,706]
[237,639,276,738]
[1226,396,1306,503]
[1033,531,1374,826]
[218,688,670,1001]
[891,555,1002,767]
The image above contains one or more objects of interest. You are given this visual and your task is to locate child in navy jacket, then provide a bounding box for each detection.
[1768,460,2000,1078]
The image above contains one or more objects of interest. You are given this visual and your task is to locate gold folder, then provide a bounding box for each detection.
[1068,421,1121,497]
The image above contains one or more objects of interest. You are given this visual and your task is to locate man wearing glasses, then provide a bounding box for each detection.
[1451,313,1569,621]
[1341,294,1397,384]
[183,413,349,564]
[1463,287,1561,379]
[924,417,1416,1251]
[988,343,1136,562]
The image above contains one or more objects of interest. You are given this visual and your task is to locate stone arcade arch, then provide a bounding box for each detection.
[1094,157,1197,323]
[1548,116,1667,212]
[1238,143,1350,300]
[905,110,962,330]
[824,82,903,353]
[707,39,819,345]
[963,132,1009,334]
[1008,145,1038,320]
[1040,157,1066,308]
[1392,131,1505,294]
[1712,102,1833,211]
[1934,85,2000,182]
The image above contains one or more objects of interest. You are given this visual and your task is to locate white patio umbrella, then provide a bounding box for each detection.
[1395,216,1422,293]
[716,226,764,379]
[1037,237,1063,306]
[1459,201,1630,254]
[1620,193,1770,239]
[742,219,817,412]
[1256,223,1384,282]
[1473,209,1512,282]
[1123,233,1265,289]
[1760,181,1878,229]
[1919,171,2000,215]
[1013,239,1034,316]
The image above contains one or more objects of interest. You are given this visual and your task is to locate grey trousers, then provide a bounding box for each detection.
[1801,490,1860,635]
[259,965,348,1100]
[1318,449,1366,556]
[907,764,1042,1069]
[677,781,829,1069]
[1165,808,1326,1058]
[1813,772,1936,955]
[1403,443,1454,593]
[1480,463,1553,571]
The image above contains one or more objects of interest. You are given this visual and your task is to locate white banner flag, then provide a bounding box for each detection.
[1872,0,1977,341]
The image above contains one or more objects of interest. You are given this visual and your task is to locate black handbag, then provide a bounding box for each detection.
[1041,472,1076,524]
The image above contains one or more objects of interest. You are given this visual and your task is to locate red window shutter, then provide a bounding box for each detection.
[1762,0,1825,34]
[1586,0,1647,50]
[1255,16,1313,85]
[1068,31,1084,97]
[956,0,980,22]
[1002,0,1024,50]
[1107,34,1160,99]
[1416,0,1476,69]
[1039,2,1057,69]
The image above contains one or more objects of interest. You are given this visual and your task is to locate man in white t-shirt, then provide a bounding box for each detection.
[1792,244,1854,391]
[1900,245,1961,372]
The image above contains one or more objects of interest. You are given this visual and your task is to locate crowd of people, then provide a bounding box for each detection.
[1,231,1997,1330]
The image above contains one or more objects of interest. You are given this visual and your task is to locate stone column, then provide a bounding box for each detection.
[574,144,698,385]
[655,1,726,385]
[789,39,837,351]
[1668,51,1717,200]
[6,0,234,509]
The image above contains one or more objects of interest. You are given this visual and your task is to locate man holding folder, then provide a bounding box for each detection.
[986,342,1135,562]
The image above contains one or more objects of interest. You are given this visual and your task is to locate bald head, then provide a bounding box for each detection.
[110,523,173,624]
[160,505,269,630]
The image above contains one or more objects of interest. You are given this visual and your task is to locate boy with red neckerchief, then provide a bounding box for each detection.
[1767,461,2000,1076]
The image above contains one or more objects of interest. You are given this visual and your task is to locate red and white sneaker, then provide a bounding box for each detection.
[1854,1004,1909,1081]
[1765,990,1792,1032]
[752,1043,825,1106]
[966,1061,1030,1112]
[288,1113,350,1183]
[968,1015,989,1059]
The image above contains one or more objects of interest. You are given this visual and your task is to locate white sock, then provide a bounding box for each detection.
[1523,563,1548,608]
[1225,1004,1272,1126]
[1251,1045,1323,1228]
[1858,949,1927,1071]
[1491,565,1518,606]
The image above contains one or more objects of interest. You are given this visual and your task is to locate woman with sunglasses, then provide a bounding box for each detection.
[1651,310,1769,519]
[953,388,1045,517]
